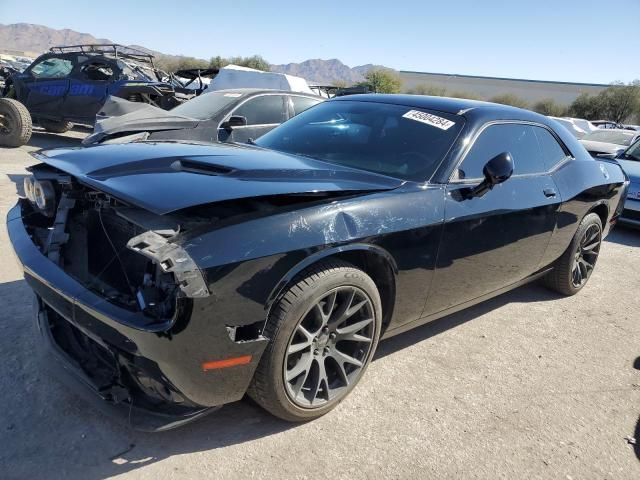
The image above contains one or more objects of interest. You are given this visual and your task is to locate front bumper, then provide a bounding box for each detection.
[7,200,268,429]
[619,197,640,228]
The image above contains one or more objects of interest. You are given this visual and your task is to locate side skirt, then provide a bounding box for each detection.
[382,268,553,339]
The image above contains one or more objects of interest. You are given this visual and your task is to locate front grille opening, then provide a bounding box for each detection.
[62,207,179,319]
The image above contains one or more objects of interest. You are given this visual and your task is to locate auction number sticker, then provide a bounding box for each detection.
[402,110,455,130]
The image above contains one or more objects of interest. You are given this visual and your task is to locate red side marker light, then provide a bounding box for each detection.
[202,355,252,371]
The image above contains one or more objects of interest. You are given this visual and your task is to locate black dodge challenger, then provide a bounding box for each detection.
[8,95,629,430]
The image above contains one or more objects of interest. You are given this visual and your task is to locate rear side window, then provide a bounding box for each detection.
[533,126,568,170]
[291,96,321,116]
[458,123,548,179]
[79,61,115,81]
[233,95,286,125]
[30,57,73,79]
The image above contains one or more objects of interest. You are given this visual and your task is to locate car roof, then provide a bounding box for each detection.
[331,93,520,114]
[206,88,324,98]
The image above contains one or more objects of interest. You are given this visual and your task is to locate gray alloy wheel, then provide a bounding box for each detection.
[248,260,382,422]
[571,223,601,288]
[283,285,376,408]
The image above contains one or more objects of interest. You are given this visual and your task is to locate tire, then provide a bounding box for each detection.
[543,212,602,296]
[0,98,32,147]
[39,119,73,133]
[248,259,382,422]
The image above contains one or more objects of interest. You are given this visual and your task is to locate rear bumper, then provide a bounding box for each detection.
[7,200,268,429]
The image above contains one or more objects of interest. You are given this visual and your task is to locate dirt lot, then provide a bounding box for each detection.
[1,129,639,480]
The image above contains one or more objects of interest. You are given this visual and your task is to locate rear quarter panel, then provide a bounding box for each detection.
[541,157,627,267]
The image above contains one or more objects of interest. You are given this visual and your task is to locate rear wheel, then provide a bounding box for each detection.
[39,119,73,133]
[0,98,32,147]
[248,260,382,421]
[543,212,602,296]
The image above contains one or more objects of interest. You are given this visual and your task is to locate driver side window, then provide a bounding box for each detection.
[30,57,73,79]
[457,123,544,180]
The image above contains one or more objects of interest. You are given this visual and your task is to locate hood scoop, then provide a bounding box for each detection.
[171,159,235,176]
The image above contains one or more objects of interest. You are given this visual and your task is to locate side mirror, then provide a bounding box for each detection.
[221,115,247,130]
[466,152,513,198]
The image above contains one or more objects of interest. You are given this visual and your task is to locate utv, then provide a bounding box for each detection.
[0,44,185,147]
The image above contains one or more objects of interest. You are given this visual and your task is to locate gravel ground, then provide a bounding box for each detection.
[1,130,639,480]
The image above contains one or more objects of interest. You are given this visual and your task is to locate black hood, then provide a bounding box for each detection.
[35,142,404,215]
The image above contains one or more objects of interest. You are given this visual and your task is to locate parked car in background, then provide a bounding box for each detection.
[549,116,587,139]
[607,138,640,227]
[8,95,628,430]
[566,117,598,134]
[579,129,640,156]
[0,44,184,147]
[83,88,324,146]
[592,120,624,129]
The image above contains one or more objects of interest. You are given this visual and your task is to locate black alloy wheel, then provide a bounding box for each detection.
[571,223,601,288]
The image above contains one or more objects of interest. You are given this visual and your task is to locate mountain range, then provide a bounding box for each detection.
[0,23,389,84]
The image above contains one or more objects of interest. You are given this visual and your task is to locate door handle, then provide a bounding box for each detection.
[543,188,557,198]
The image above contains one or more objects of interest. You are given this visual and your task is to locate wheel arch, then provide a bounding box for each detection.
[588,201,609,228]
[265,244,398,334]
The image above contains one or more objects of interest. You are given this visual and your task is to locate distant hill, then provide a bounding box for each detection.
[0,23,390,84]
[270,59,389,84]
[0,23,111,53]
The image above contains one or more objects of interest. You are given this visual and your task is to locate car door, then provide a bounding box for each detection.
[21,55,74,117]
[423,122,563,316]
[219,94,287,143]
[62,57,114,122]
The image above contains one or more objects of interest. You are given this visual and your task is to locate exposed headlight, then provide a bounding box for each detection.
[23,176,36,202]
[25,178,57,216]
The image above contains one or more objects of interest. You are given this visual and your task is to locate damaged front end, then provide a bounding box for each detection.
[23,164,208,325]
[12,166,243,430]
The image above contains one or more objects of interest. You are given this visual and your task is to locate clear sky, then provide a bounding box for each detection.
[1,0,638,84]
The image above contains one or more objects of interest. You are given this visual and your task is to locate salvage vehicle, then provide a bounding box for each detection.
[0,44,182,147]
[8,95,628,430]
[579,129,640,156]
[82,89,324,146]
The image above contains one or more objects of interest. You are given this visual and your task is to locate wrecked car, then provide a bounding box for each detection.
[83,89,324,146]
[0,44,183,147]
[8,95,628,430]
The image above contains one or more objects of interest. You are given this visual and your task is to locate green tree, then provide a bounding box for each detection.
[489,93,529,109]
[598,81,640,123]
[406,83,446,96]
[209,55,270,71]
[359,68,402,93]
[532,98,567,117]
[568,92,604,120]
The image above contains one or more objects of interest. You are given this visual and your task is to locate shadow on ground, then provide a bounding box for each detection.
[0,273,566,479]
[634,357,640,462]
[26,126,86,150]
[606,226,640,247]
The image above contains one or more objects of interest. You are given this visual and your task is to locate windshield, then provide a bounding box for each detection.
[623,139,640,161]
[255,100,464,181]
[582,130,635,146]
[170,91,240,120]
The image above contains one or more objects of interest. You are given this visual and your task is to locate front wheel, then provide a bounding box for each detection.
[0,98,32,147]
[248,260,382,422]
[543,212,602,296]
